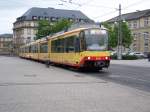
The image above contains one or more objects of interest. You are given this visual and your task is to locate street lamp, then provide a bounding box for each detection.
[117,4,122,60]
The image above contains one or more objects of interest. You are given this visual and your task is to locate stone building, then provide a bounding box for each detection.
[13,7,93,51]
[108,9,150,53]
[0,34,13,55]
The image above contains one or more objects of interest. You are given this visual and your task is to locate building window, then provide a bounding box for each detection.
[79,19,85,22]
[33,30,37,35]
[143,32,149,52]
[51,17,57,22]
[128,22,132,28]
[32,16,37,20]
[144,17,149,27]
[45,17,49,20]
[133,21,137,28]
[27,29,31,35]
[143,32,149,40]
[34,22,38,27]
[133,33,137,41]
[38,16,43,20]
[68,18,73,22]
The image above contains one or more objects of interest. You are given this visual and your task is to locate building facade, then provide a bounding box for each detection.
[108,9,150,53]
[13,7,93,52]
[0,34,13,55]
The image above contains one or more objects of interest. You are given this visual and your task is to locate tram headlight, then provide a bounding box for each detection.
[105,56,108,60]
[87,56,91,60]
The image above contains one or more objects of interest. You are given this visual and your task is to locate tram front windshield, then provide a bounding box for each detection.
[84,29,108,51]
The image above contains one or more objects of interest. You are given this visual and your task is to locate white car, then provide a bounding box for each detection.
[110,51,117,56]
[129,52,145,58]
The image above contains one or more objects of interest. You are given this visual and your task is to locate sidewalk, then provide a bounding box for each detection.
[111,59,150,67]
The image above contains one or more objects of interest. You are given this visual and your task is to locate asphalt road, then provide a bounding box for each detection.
[0,56,150,112]
[80,64,150,92]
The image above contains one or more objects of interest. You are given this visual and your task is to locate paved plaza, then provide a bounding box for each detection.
[0,56,150,112]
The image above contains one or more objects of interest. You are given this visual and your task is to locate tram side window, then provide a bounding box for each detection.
[31,45,38,53]
[79,31,86,51]
[35,45,38,53]
[57,39,65,53]
[51,39,65,53]
[65,36,75,53]
[31,45,35,53]
[75,36,80,52]
[51,40,56,53]
[40,43,48,53]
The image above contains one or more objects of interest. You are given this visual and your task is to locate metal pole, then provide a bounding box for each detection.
[117,4,122,60]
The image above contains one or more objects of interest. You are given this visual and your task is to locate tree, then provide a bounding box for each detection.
[102,21,133,49]
[102,22,117,48]
[35,19,72,40]
[36,20,52,40]
[51,19,72,33]
[121,22,133,48]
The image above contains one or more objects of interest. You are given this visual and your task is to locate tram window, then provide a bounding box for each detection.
[57,39,65,53]
[35,45,38,53]
[65,36,75,53]
[31,45,34,53]
[31,45,36,53]
[51,39,65,53]
[75,36,80,52]
[40,43,48,53]
[56,40,61,52]
[51,40,56,53]
[79,31,86,51]
[33,45,38,53]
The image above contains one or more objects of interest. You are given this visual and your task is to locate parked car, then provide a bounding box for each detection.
[122,52,128,56]
[110,51,117,56]
[129,52,145,58]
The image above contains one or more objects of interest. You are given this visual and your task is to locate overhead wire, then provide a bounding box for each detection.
[92,0,150,20]
[123,0,149,10]
[59,0,150,21]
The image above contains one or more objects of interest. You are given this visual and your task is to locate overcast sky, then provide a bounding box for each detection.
[0,0,150,34]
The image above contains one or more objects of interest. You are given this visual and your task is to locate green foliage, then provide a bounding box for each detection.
[35,19,72,40]
[121,22,133,48]
[36,20,52,40]
[51,19,72,33]
[101,21,133,49]
[122,55,138,60]
[102,22,117,48]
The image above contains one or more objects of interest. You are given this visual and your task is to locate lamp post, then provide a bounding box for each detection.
[117,4,122,60]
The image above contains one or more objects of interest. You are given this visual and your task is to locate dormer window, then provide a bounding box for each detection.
[38,16,43,20]
[45,17,49,20]
[51,17,56,22]
[32,16,37,20]
[79,19,84,22]
[69,18,73,22]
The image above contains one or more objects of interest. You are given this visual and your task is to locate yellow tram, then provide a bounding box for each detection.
[19,24,110,70]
